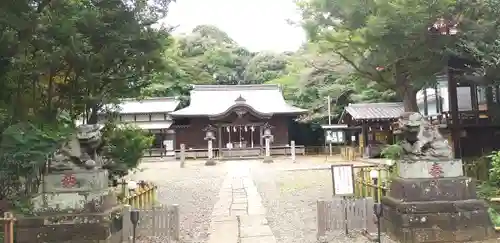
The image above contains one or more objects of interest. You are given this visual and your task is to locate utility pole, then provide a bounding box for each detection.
[327,96,333,156]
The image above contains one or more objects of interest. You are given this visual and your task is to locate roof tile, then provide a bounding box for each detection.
[344,102,404,120]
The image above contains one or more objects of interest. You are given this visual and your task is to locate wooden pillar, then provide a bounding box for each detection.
[423,87,428,116]
[259,125,263,148]
[448,65,461,158]
[434,84,441,114]
[217,125,222,158]
[361,122,369,156]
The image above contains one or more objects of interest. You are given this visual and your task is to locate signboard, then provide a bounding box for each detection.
[325,130,345,144]
[330,164,355,196]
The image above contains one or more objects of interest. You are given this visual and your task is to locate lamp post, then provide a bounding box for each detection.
[369,169,379,202]
[203,125,217,166]
[326,96,333,156]
[262,123,274,163]
[130,209,140,243]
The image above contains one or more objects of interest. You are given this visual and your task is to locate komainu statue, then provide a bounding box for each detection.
[50,124,105,171]
[398,112,452,160]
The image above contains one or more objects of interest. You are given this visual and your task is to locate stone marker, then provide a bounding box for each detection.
[180,143,186,168]
[381,113,495,243]
[290,140,296,163]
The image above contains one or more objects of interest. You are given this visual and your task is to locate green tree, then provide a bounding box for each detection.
[243,52,289,84]
[297,0,457,111]
[102,124,154,178]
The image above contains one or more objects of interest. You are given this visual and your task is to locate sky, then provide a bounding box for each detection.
[163,0,306,52]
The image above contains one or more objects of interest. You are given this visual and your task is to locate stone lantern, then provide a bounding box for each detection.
[203,125,217,166]
[261,123,274,163]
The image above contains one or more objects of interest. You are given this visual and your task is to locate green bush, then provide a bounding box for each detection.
[102,123,153,178]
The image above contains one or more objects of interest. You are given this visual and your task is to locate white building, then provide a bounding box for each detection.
[97,97,180,157]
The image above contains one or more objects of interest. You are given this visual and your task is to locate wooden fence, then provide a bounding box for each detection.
[317,197,376,242]
[121,181,180,242]
[122,182,157,208]
[122,204,180,242]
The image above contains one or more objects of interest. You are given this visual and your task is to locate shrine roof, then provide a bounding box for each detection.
[102,97,179,114]
[341,102,404,121]
[171,84,306,117]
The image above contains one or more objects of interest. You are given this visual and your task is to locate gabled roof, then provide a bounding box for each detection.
[102,97,179,114]
[340,102,404,121]
[171,84,306,117]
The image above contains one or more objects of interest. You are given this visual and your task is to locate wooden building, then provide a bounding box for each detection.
[170,84,307,158]
[338,103,404,158]
[97,97,180,157]
[418,58,500,158]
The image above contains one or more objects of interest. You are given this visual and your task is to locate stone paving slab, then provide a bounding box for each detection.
[241,235,277,243]
[207,162,276,243]
[207,220,238,243]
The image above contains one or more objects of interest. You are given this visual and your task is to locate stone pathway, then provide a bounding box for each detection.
[208,162,276,243]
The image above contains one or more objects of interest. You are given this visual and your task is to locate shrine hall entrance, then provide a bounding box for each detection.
[220,124,261,149]
[217,123,265,158]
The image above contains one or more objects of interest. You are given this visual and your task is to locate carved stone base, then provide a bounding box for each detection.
[263,156,273,163]
[398,159,463,178]
[205,159,217,166]
[16,206,123,243]
[381,177,495,243]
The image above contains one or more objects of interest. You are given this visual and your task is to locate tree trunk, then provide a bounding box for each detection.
[400,86,419,112]
[86,104,101,124]
[394,62,419,112]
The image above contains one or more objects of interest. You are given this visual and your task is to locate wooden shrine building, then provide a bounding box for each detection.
[170,84,307,158]
[338,102,404,158]
[97,97,180,157]
[338,55,500,159]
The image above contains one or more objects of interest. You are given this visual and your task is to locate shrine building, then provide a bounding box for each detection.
[97,97,180,157]
[170,84,307,158]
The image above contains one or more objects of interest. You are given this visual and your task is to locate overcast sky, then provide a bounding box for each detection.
[163,0,306,52]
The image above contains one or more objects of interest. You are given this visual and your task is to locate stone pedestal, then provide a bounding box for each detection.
[205,139,217,166]
[19,169,122,243]
[16,206,124,243]
[381,159,495,243]
[263,137,273,163]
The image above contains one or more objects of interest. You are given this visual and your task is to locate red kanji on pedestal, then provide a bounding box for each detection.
[61,173,77,188]
[429,162,444,178]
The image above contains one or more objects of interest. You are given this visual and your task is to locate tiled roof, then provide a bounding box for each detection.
[171,84,306,117]
[344,102,404,120]
[118,121,173,130]
[102,97,179,114]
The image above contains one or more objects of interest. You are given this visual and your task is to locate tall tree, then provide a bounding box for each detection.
[0,0,172,124]
[297,0,457,111]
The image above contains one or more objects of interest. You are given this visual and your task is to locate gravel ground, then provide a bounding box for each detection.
[252,163,395,243]
[130,160,227,243]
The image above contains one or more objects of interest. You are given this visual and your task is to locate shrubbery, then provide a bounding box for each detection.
[101,123,154,178]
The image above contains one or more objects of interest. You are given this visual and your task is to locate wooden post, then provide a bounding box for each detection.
[180,144,186,168]
[291,140,296,163]
[169,204,180,240]
[3,212,14,243]
[122,205,132,242]
[316,200,327,243]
